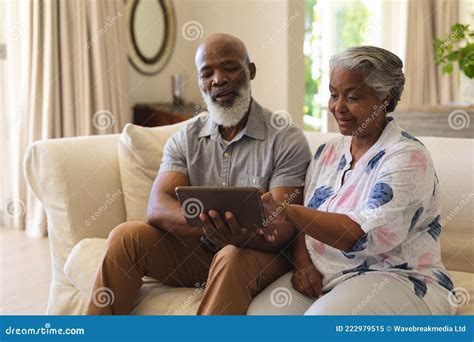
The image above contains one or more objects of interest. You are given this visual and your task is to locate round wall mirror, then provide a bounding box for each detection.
[127,0,176,75]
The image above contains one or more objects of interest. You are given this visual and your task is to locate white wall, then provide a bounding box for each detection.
[128,0,305,128]
[128,0,195,105]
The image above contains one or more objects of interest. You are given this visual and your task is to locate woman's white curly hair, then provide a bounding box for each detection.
[329,46,405,113]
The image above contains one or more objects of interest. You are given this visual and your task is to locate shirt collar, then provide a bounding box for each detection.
[343,115,399,164]
[198,114,216,138]
[198,98,266,141]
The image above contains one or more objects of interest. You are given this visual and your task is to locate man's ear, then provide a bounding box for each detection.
[247,62,256,80]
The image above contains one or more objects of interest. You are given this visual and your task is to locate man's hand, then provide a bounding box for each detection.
[291,262,324,299]
[198,187,303,252]
[200,210,253,248]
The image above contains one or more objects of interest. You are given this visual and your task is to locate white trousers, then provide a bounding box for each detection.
[304,273,454,315]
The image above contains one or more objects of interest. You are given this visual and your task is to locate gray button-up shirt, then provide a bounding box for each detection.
[159,99,311,191]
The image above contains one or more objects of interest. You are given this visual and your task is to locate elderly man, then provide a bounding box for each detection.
[86,33,311,315]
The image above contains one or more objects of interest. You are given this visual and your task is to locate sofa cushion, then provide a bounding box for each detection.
[449,271,474,316]
[133,283,203,315]
[63,238,203,315]
[247,272,312,315]
[118,120,190,222]
[64,238,109,297]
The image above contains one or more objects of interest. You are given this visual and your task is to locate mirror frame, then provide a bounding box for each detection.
[126,0,176,75]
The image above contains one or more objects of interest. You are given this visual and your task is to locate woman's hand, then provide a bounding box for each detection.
[261,192,289,222]
[256,191,290,242]
[291,262,324,299]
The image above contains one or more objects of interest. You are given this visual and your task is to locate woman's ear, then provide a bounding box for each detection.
[382,91,391,105]
[382,89,396,112]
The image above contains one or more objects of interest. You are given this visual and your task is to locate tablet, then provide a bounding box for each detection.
[175,186,265,229]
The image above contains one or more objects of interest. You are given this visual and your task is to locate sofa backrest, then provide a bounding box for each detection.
[304,131,474,273]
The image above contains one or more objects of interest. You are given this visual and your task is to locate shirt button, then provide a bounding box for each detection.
[221,181,227,186]
[223,152,230,158]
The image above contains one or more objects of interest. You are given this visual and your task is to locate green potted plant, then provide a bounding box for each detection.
[434,22,474,106]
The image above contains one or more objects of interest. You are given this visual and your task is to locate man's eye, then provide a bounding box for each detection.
[347,96,358,102]
[330,94,337,99]
[200,73,211,79]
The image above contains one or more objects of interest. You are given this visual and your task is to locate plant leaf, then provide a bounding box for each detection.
[447,51,459,61]
[442,63,453,74]
[462,64,474,78]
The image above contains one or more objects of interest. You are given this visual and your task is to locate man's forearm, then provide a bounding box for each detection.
[147,194,203,237]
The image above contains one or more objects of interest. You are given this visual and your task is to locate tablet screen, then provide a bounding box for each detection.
[175,186,265,229]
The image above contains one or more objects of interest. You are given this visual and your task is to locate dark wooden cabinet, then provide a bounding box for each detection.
[133,103,198,127]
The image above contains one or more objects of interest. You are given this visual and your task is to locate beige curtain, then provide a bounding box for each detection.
[403,0,460,105]
[3,0,130,237]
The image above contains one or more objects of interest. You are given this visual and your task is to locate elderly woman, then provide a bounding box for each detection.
[262,46,455,315]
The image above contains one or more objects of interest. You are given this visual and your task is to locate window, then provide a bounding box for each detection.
[304,0,408,131]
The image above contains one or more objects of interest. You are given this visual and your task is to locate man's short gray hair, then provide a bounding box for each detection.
[329,46,405,113]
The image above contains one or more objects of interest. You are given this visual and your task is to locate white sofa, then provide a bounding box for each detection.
[24,122,474,315]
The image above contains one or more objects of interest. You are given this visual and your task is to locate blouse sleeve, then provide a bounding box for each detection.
[344,146,435,257]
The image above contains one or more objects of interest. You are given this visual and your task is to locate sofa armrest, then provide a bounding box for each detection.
[24,134,126,284]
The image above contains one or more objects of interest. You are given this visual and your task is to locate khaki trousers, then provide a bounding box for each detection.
[86,221,291,315]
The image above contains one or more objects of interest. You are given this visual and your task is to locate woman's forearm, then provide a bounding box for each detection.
[286,204,364,253]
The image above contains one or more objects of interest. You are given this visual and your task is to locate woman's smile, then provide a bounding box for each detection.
[336,116,357,126]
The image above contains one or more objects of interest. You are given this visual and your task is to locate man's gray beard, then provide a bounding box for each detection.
[201,82,252,128]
